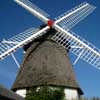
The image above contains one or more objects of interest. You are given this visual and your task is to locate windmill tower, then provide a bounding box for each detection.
[11,26,83,99]
[0,0,99,99]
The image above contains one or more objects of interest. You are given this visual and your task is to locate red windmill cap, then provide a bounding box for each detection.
[47,20,54,27]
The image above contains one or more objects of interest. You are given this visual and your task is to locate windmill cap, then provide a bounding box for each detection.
[47,20,54,27]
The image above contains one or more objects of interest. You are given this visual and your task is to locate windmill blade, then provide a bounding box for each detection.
[53,24,100,69]
[0,26,49,60]
[14,0,49,23]
[55,2,96,30]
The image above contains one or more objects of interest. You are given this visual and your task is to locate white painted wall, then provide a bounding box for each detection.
[64,88,79,100]
[16,88,79,99]
[16,89,26,98]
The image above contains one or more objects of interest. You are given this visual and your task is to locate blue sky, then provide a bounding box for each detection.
[0,0,100,98]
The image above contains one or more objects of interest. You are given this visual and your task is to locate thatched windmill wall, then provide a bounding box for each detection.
[11,27,83,99]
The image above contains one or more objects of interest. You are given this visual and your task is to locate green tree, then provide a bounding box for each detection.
[25,86,65,100]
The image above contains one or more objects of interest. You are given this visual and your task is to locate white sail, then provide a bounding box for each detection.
[53,24,100,69]
[0,26,49,60]
[55,2,96,30]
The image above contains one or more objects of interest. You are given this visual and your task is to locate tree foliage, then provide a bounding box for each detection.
[25,86,100,100]
[25,86,65,100]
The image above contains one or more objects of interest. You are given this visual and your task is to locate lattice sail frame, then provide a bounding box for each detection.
[14,0,49,23]
[0,26,49,59]
[17,0,50,17]
[51,30,100,69]
[55,2,96,30]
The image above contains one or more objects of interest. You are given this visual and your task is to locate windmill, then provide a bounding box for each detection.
[0,0,99,99]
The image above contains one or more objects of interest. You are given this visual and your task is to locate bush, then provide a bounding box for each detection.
[25,86,65,100]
